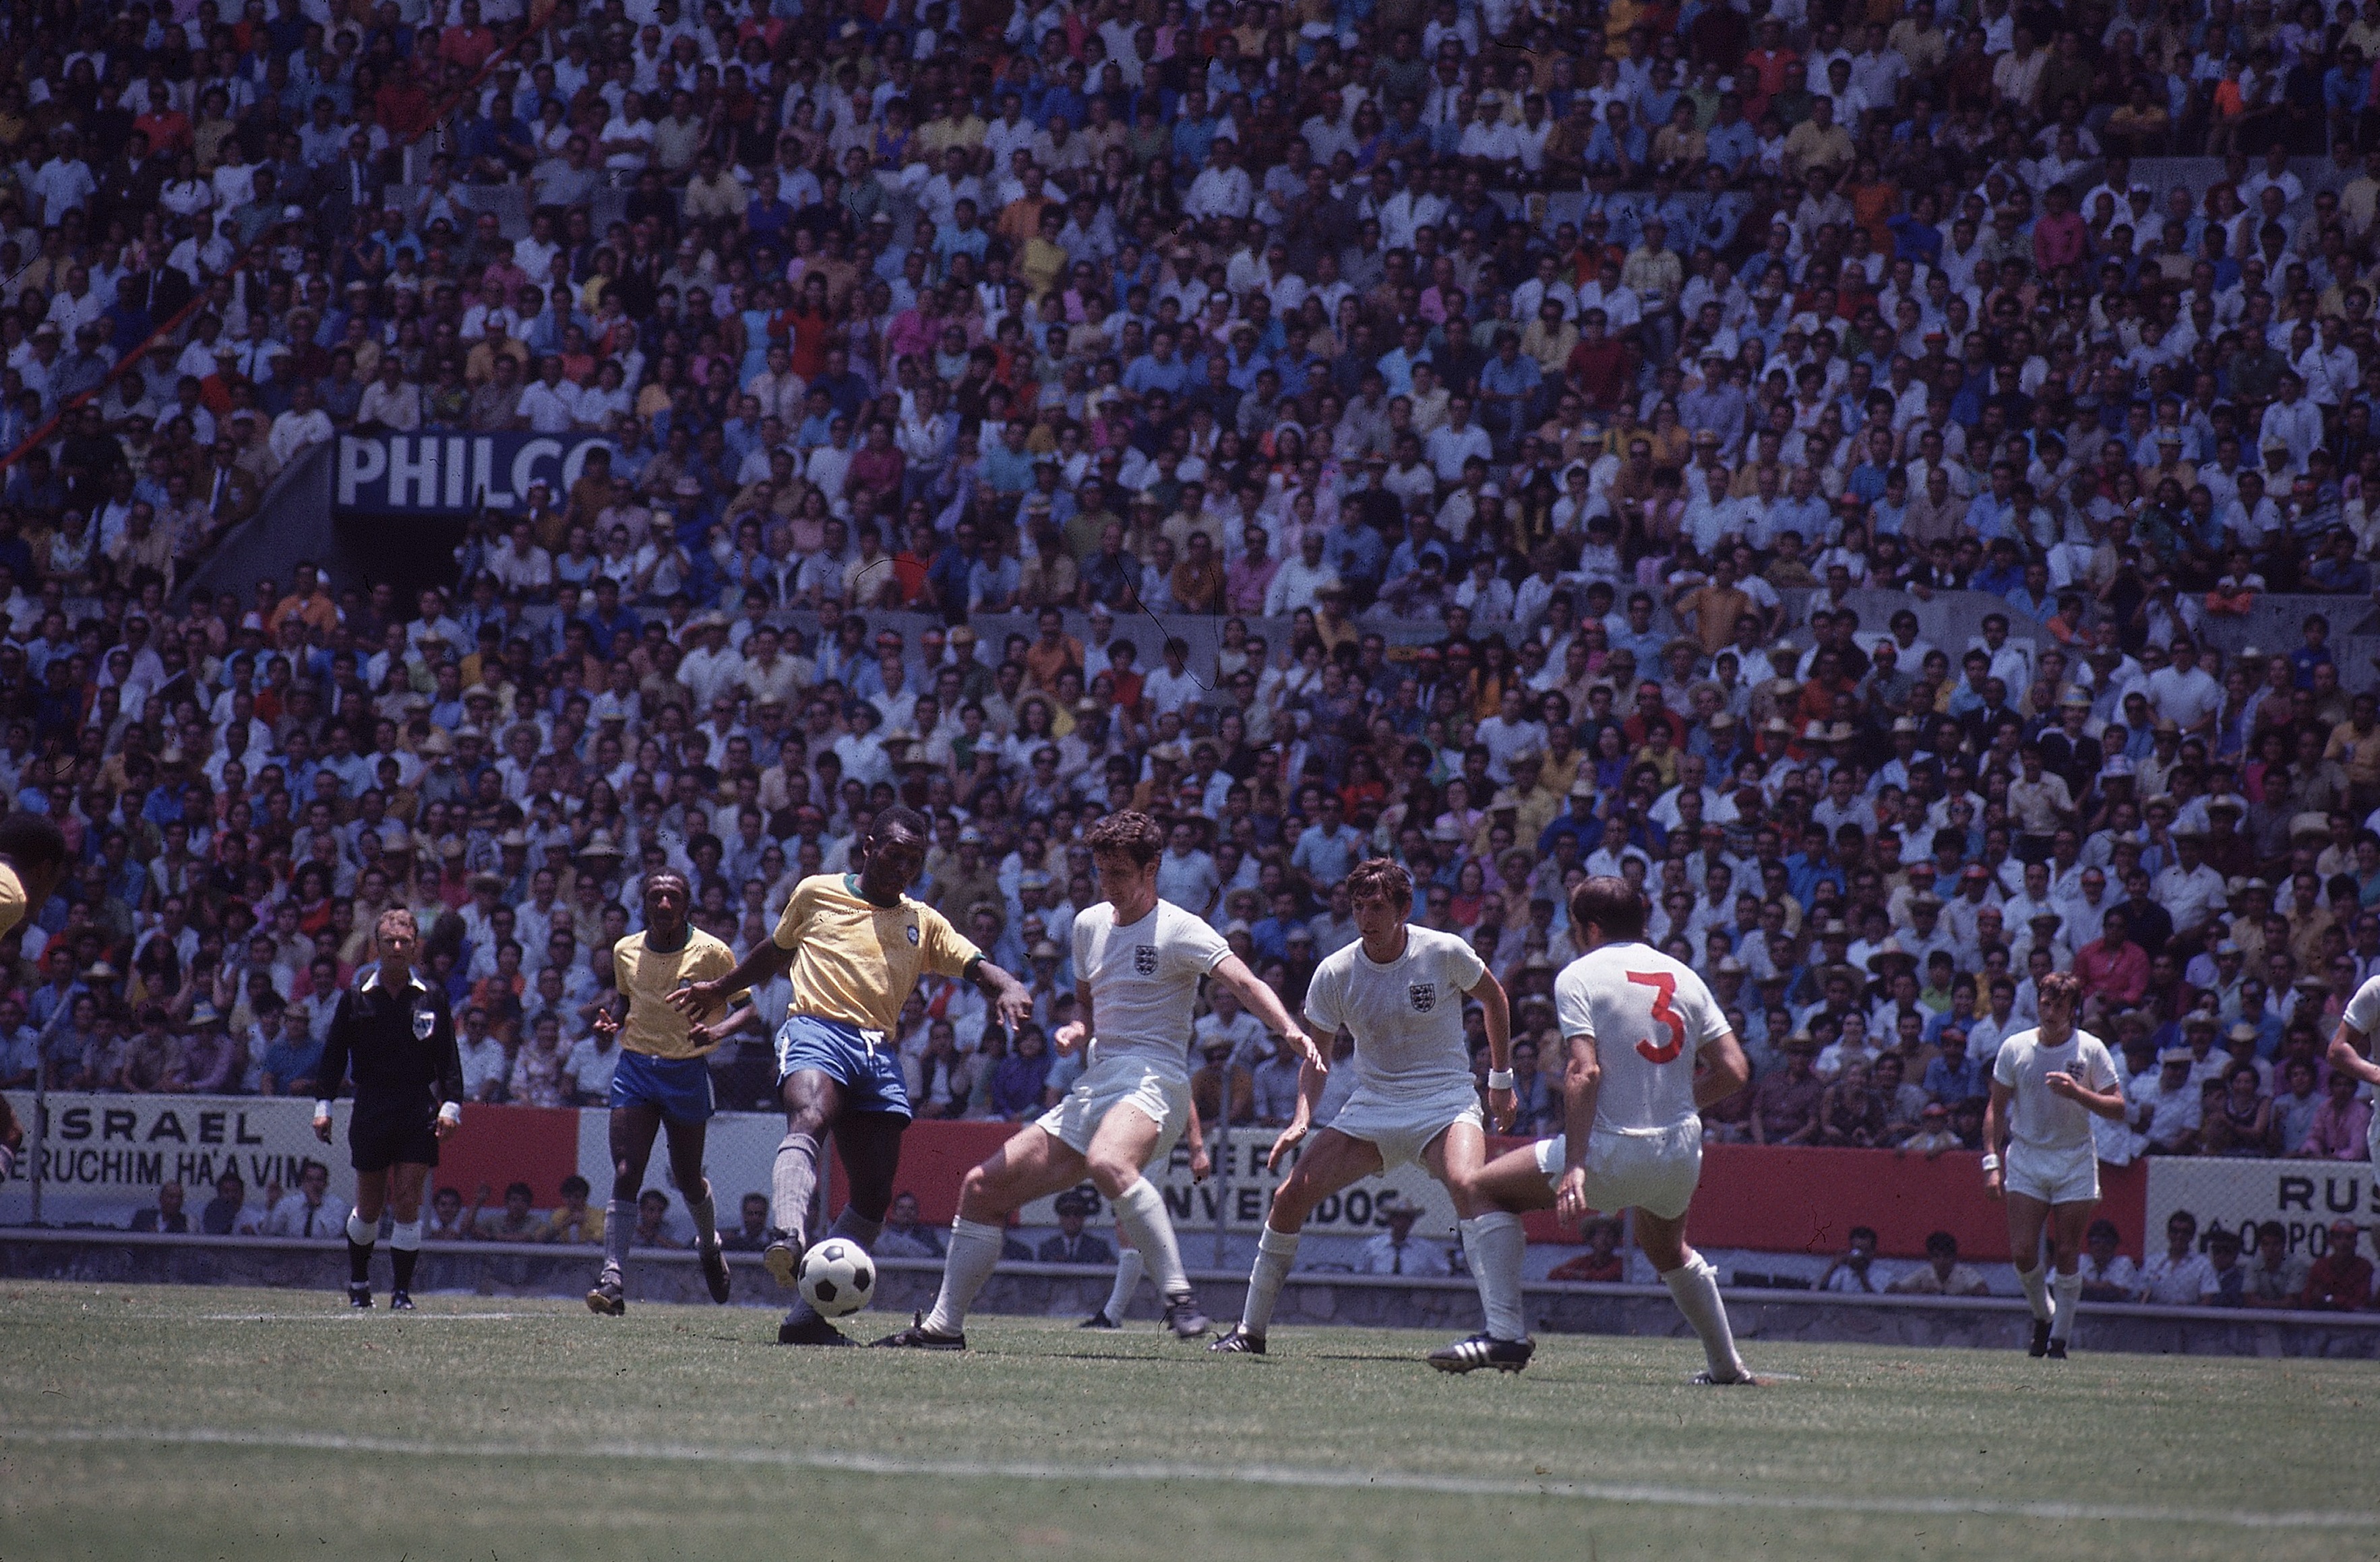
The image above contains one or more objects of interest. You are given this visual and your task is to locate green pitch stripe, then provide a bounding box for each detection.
[7,1427,2369,1531]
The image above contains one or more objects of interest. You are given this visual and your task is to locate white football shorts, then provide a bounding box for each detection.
[1036,1054,1190,1164]
[2004,1139,2100,1206]
[1534,1120,1703,1220]
[1326,1085,1484,1173]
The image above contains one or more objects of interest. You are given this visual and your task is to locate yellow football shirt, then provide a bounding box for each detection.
[613,926,743,1059]
[772,874,979,1036]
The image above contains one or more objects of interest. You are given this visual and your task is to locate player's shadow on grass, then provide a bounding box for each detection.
[1035,1350,1251,1367]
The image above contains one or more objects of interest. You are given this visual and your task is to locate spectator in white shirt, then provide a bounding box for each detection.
[1424,396,1495,482]
[1141,637,1206,723]
[1357,1199,1452,1275]
[516,357,583,434]
[1264,531,1339,617]
[355,356,423,432]
[2137,1210,2220,1305]
[267,383,334,468]
[1185,139,1255,222]
[260,1160,341,1240]
[487,520,557,592]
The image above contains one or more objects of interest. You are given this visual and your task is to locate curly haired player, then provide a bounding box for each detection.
[876,810,1314,1350]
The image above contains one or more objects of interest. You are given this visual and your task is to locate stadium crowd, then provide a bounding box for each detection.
[5,0,2380,1247]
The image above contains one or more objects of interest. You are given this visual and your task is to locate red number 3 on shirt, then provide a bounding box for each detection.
[1628,971,1685,1064]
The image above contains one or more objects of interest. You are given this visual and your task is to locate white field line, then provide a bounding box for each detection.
[4,1426,2369,1530]
[184,1311,545,1322]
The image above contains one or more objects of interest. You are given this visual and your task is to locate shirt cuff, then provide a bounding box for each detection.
[437,1102,462,1125]
[312,1099,332,1119]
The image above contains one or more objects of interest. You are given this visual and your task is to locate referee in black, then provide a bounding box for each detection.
[313,908,465,1310]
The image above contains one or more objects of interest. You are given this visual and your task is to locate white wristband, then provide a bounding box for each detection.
[437,1102,462,1126]
[1487,1069,1515,1090]
[312,1100,332,1121]
[1980,1153,2001,1173]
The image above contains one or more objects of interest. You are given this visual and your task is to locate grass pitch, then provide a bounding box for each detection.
[2,1282,2373,1562]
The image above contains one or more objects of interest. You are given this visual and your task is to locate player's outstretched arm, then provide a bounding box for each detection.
[669,939,795,1021]
[1690,1030,1752,1111]
[964,953,1033,1034]
[1467,970,1514,1131]
[685,1002,760,1055]
[1554,1032,1603,1228]
[1267,1027,1336,1171]
[2328,1020,2380,1088]
[1211,953,1316,1066]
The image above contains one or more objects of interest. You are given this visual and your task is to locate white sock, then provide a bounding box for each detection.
[1240,1226,1302,1336]
[345,1208,375,1248]
[1110,1178,1189,1299]
[1103,1247,1144,1321]
[770,1133,822,1245]
[688,1188,719,1252]
[388,1219,422,1250]
[2049,1271,2083,1343]
[1660,1254,1747,1382]
[1459,1212,1528,1341]
[922,1218,1005,1336]
[2017,1264,2051,1322]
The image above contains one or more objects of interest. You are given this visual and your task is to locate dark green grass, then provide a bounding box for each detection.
[2,1282,2374,1561]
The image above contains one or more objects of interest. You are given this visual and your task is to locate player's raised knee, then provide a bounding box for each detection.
[957,1160,1010,1214]
[1082,1153,1141,1199]
[1442,1164,1484,1210]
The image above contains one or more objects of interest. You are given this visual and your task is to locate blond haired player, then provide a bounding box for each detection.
[1210,857,1520,1367]
[1984,969,2128,1358]
[669,805,1032,1345]
[586,871,748,1315]
[1471,875,1758,1383]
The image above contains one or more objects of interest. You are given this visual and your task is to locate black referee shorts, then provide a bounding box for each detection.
[349,1108,440,1173]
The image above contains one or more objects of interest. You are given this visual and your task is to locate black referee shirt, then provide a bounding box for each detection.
[318,966,464,1121]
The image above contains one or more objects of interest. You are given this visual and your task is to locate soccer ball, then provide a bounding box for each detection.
[797,1238,877,1318]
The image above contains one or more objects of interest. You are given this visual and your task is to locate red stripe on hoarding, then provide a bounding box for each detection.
[433,1105,581,1204]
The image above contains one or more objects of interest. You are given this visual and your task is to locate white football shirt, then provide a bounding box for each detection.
[1302,925,1485,1100]
[1990,1027,2120,1156]
[1074,899,1231,1082]
[1552,942,1729,1133]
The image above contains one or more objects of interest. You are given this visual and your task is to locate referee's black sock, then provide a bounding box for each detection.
[346,1208,376,1286]
[390,1216,423,1293]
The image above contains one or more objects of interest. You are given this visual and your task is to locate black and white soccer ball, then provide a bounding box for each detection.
[797,1237,877,1318]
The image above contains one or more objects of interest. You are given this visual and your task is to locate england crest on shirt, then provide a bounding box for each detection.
[412,1007,435,1041]
[1134,945,1157,975]
[1409,982,1435,1013]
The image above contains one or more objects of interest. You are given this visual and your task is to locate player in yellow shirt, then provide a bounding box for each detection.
[584,870,749,1315]
[670,805,1032,1345]
[0,812,69,946]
